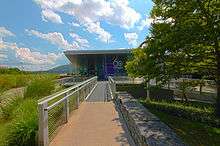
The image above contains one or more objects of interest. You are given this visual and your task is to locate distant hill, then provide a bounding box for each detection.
[47,64,76,74]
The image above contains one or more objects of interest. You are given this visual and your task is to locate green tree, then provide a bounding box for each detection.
[126,0,220,116]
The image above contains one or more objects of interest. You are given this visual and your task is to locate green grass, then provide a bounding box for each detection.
[0,74,58,94]
[24,78,55,99]
[149,109,220,146]
[0,121,10,146]
[7,99,38,146]
[0,73,62,146]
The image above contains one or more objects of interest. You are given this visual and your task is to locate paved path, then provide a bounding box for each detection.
[86,81,108,102]
[50,82,134,146]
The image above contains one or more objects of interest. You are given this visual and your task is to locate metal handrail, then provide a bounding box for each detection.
[108,76,116,99]
[38,76,97,104]
[112,76,144,84]
[38,76,97,146]
[46,79,91,111]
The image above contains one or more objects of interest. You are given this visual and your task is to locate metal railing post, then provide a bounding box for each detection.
[113,80,116,99]
[38,102,49,146]
[77,89,80,108]
[64,93,69,123]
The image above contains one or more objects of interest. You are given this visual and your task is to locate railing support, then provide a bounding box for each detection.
[38,102,49,146]
[113,81,116,99]
[108,76,117,99]
[77,89,80,108]
[63,93,69,123]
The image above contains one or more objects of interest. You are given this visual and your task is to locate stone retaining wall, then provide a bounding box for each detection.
[115,92,187,146]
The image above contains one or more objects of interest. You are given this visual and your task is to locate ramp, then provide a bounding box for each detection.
[49,81,135,146]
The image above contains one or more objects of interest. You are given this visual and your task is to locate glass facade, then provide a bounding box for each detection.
[76,54,129,80]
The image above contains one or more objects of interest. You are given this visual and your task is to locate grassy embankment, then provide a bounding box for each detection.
[0,68,63,146]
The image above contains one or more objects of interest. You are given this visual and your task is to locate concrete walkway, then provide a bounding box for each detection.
[86,81,108,102]
[50,82,134,146]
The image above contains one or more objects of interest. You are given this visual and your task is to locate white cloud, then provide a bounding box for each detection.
[0,39,62,65]
[0,53,7,59]
[16,47,62,65]
[0,26,15,41]
[69,33,89,48]
[34,0,141,42]
[0,26,62,70]
[118,47,128,50]
[108,0,141,29]
[137,16,174,31]
[70,22,80,27]
[138,16,153,31]
[0,41,17,50]
[153,17,174,24]
[83,21,111,43]
[26,29,79,50]
[124,32,138,47]
[42,9,63,24]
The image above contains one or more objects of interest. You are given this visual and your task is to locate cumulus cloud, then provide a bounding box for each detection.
[0,26,15,41]
[16,47,62,65]
[83,21,111,43]
[137,16,174,31]
[0,53,7,60]
[42,9,63,24]
[108,0,141,29]
[124,32,138,47]
[0,27,62,66]
[0,26,63,71]
[69,33,89,48]
[70,22,80,27]
[34,0,141,42]
[153,17,174,24]
[138,16,153,31]
[0,40,62,65]
[26,29,79,50]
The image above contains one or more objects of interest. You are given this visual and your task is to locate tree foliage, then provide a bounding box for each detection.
[126,0,220,115]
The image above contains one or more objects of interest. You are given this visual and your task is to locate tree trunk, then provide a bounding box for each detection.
[183,92,188,102]
[146,81,150,100]
[199,84,202,95]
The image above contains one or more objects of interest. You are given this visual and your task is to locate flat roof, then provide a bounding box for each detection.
[64,49,131,55]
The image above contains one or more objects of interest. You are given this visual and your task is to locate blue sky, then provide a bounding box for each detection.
[0,0,153,71]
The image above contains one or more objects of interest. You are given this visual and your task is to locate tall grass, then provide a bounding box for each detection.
[24,77,55,99]
[6,99,38,146]
[0,74,58,146]
[0,96,23,120]
[0,74,58,94]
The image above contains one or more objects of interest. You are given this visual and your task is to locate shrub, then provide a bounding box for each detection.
[116,84,147,98]
[141,100,220,127]
[24,77,55,99]
[6,99,38,146]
